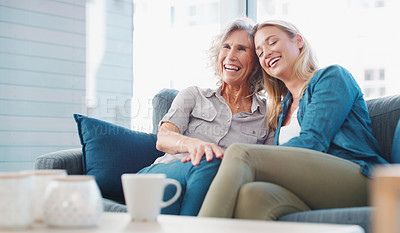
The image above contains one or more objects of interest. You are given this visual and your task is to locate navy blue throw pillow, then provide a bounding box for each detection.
[73,114,164,204]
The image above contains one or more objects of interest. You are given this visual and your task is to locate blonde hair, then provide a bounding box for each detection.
[253,20,319,130]
[208,17,264,95]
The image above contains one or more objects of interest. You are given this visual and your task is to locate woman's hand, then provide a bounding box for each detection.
[157,122,224,166]
[180,138,224,166]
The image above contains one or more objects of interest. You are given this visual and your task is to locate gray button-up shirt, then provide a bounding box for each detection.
[154,86,274,164]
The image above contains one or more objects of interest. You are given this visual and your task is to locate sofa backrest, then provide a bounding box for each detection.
[152,88,179,133]
[151,88,400,163]
[366,95,400,163]
[391,119,400,163]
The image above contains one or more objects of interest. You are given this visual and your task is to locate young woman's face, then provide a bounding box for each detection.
[218,30,256,86]
[254,25,303,81]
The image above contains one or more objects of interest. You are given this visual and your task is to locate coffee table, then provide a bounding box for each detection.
[4,212,364,233]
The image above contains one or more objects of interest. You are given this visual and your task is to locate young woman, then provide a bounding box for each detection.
[137,18,274,216]
[198,19,388,220]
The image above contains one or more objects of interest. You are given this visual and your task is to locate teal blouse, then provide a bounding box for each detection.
[274,65,388,177]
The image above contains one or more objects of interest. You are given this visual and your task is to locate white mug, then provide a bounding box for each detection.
[20,169,67,222]
[43,175,103,228]
[121,173,182,221]
[0,172,33,229]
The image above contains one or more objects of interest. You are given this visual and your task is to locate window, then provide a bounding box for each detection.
[363,68,386,98]
[375,0,385,7]
[132,0,245,132]
[133,0,399,132]
[379,69,385,80]
[252,0,399,99]
[365,69,374,81]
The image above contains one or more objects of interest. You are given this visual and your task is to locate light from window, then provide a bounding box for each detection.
[379,87,386,96]
[375,0,385,7]
[365,69,373,81]
[254,0,399,98]
[282,2,289,15]
[362,68,386,98]
[379,69,385,80]
[133,0,224,132]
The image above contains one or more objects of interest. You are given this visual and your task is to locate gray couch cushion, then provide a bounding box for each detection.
[366,95,400,162]
[152,88,179,133]
[278,207,372,233]
[34,148,83,175]
[103,198,127,212]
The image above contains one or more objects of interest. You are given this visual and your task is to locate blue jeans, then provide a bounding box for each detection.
[137,157,221,216]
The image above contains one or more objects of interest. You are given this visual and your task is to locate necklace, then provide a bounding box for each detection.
[222,90,251,111]
[225,101,240,109]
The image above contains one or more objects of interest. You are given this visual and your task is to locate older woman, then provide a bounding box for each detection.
[199,19,387,220]
[137,18,274,216]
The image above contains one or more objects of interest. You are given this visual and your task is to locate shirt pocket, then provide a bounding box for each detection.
[241,126,268,144]
[191,103,217,121]
[188,104,217,134]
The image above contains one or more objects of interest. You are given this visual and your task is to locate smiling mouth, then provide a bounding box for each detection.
[224,64,241,71]
[268,57,281,67]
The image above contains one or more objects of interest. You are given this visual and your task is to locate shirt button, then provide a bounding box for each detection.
[202,113,206,117]
[227,119,231,123]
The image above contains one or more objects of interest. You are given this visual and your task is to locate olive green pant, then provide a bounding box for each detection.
[198,143,369,220]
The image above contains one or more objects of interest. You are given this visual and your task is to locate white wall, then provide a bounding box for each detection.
[0,0,133,171]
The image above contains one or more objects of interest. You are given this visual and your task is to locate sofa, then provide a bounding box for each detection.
[34,88,400,233]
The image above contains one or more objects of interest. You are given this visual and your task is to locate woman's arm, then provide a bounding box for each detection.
[156,122,224,166]
[156,122,186,154]
[156,86,225,165]
[282,65,360,152]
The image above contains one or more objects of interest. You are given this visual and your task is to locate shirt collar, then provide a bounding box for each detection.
[212,86,265,114]
[205,87,218,98]
[251,93,266,114]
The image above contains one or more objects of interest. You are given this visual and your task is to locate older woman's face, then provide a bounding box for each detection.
[218,30,256,86]
[254,25,303,81]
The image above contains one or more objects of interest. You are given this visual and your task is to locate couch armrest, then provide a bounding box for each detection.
[34,148,83,175]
